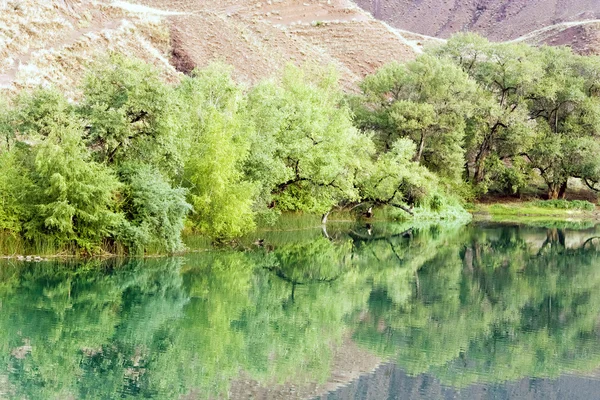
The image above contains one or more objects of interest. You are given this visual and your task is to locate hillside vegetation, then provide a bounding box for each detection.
[2,34,600,254]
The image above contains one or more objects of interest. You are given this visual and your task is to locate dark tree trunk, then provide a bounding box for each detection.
[473,146,489,184]
[548,183,560,200]
[547,180,567,200]
[558,180,568,199]
[474,155,486,184]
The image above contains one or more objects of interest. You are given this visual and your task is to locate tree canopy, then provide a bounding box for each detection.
[1,35,600,253]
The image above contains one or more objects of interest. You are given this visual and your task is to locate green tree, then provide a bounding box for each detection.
[433,34,539,186]
[23,116,121,252]
[526,47,600,199]
[353,55,476,181]
[0,147,31,233]
[246,64,372,216]
[78,55,181,174]
[117,164,191,254]
[176,65,256,240]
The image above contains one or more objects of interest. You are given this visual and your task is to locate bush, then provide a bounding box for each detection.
[117,164,191,254]
[0,148,31,233]
[23,118,122,253]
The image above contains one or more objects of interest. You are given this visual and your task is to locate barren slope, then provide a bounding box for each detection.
[139,0,434,87]
[353,0,600,41]
[0,0,438,95]
[0,0,179,95]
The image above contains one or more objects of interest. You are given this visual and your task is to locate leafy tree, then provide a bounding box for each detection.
[356,139,440,215]
[23,116,122,253]
[433,34,539,186]
[526,47,600,198]
[353,55,476,181]
[246,64,372,216]
[78,55,181,174]
[11,89,76,138]
[176,65,256,240]
[0,147,31,233]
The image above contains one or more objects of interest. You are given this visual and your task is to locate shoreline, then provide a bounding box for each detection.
[2,203,599,260]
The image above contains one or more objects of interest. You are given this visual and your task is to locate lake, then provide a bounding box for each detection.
[1,221,600,399]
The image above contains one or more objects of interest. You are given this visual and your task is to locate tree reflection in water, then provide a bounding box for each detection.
[0,222,600,398]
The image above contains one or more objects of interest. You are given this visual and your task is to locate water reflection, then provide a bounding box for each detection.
[0,222,600,399]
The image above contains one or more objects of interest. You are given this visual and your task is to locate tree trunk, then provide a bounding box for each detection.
[473,147,489,184]
[474,156,486,184]
[548,180,567,200]
[464,162,470,182]
[413,132,426,163]
[321,211,330,225]
[548,183,560,200]
[558,180,568,199]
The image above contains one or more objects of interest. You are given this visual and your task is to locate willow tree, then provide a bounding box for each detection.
[78,55,181,175]
[23,115,122,252]
[526,47,600,199]
[176,65,256,240]
[433,34,539,185]
[245,64,372,216]
[352,55,476,181]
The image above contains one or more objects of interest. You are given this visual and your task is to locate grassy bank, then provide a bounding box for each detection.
[470,200,599,225]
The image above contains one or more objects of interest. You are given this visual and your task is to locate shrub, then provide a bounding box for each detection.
[117,164,191,254]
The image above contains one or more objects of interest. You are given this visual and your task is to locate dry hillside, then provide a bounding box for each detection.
[354,0,600,53]
[0,0,437,96]
[354,0,600,40]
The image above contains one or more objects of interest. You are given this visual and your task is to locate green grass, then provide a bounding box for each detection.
[530,199,595,211]
[471,200,598,222]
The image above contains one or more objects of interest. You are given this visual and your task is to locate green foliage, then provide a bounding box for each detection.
[531,199,596,211]
[23,117,122,253]
[176,65,256,240]
[526,47,600,198]
[7,36,600,253]
[353,56,476,181]
[247,64,372,214]
[116,164,191,254]
[0,148,31,233]
[78,54,180,174]
[12,89,76,138]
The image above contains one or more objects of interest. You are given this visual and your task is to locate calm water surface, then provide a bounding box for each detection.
[2,222,600,399]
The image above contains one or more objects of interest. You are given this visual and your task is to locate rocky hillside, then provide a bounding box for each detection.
[0,0,436,96]
[354,0,600,53]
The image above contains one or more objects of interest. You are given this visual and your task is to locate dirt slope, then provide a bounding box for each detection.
[139,0,436,87]
[353,0,600,41]
[0,0,436,95]
[0,0,181,96]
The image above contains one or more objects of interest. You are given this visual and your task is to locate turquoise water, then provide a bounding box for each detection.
[1,222,600,399]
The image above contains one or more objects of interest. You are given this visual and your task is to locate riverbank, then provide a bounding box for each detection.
[469,200,600,228]
[2,201,599,259]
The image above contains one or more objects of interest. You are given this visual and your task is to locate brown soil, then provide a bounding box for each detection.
[0,0,425,95]
[141,0,421,87]
[353,0,600,41]
[0,0,178,96]
[539,22,600,55]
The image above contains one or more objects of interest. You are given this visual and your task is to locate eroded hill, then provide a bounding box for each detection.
[354,0,600,53]
[0,0,436,96]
